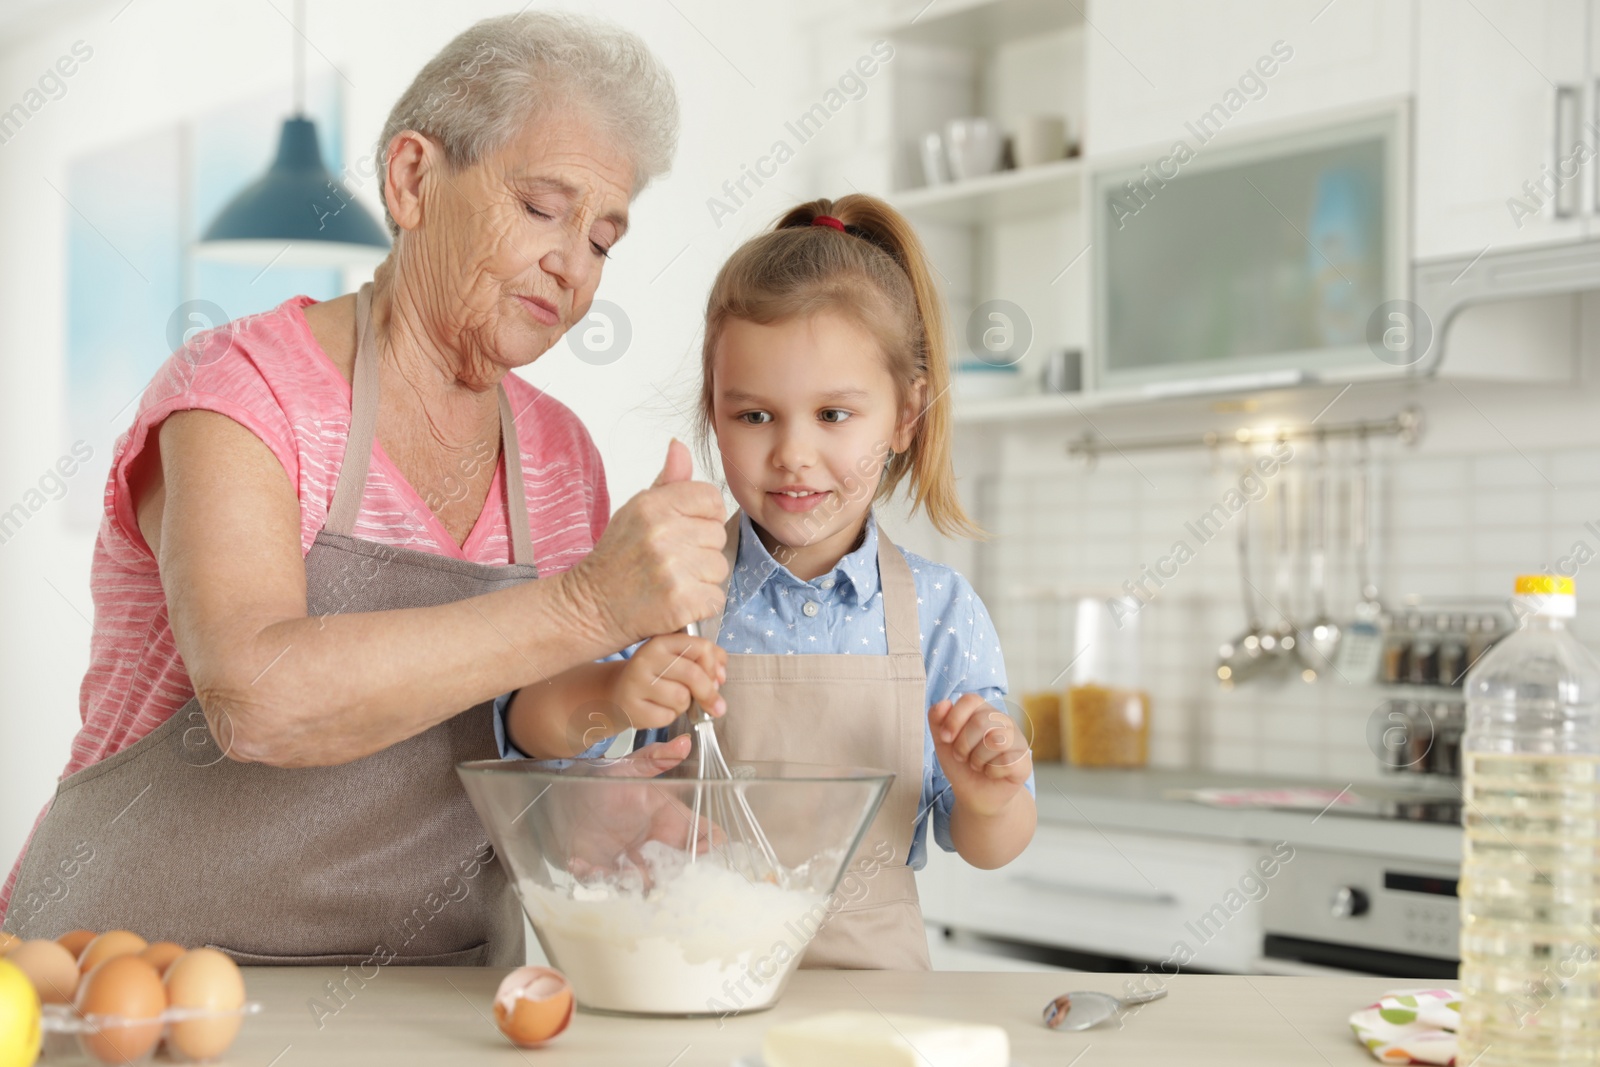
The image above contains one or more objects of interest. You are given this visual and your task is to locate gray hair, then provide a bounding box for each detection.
[377,12,679,234]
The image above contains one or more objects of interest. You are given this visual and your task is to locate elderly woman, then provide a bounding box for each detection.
[0,13,728,967]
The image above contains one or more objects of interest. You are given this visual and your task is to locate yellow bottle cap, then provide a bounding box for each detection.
[1515,574,1575,596]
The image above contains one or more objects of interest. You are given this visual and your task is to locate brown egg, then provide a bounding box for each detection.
[8,938,79,1003]
[164,948,246,1061]
[56,929,96,959]
[75,955,165,1065]
[493,966,573,1048]
[0,931,19,955]
[138,941,186,977]
[77,931,147,976]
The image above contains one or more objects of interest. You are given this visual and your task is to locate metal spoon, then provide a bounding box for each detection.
[1044,987,1168,1031]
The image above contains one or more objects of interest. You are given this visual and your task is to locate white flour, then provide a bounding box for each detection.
[518,841,835,1015]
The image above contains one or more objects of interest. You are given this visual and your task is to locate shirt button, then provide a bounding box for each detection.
[820,578,835,590]
[803,602,820,617]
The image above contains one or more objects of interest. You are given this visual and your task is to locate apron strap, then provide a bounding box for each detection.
[704,510,920,657]
[326,283,537,569]
[498,390,536,570]
[326,283,380,537]
[873,526,921,659]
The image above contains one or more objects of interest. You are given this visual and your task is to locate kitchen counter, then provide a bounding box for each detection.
[1034,765,1463,864]
[223,966,1397,1065]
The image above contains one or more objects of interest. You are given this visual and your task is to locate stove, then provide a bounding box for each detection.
[1157,781,1464,976]
[1172,782,1465,826]
[1325,794,1463,826]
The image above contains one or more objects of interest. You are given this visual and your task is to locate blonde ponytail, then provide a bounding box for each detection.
[699,194,981,539]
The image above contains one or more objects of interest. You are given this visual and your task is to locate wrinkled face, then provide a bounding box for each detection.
[398,110,633,382]
[712,312,920,574]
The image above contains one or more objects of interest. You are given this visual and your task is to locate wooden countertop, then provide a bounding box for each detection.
[222,966,1396,1065]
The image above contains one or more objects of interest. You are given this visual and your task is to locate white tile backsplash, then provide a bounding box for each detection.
[1470,489,1546,527]
[1551,449,1600,485]
[981,433,1600,786]
[1392,494,1469,531]
[1470,454,1548,489]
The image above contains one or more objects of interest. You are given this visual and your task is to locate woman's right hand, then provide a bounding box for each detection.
[568,440,729,647]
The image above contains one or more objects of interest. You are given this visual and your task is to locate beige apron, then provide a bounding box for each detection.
[702,512,932,970]
[2,284,531,966]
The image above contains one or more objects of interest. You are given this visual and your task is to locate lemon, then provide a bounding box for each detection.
[0,958,40,1067]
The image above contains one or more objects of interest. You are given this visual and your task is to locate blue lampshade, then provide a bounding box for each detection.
[196,115,390,266]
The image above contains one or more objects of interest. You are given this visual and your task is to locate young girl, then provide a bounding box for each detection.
[505,194,1035,970]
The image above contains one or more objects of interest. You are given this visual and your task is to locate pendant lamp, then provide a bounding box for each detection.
[195,0,388,266]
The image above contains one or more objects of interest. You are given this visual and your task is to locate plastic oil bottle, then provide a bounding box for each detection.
[1460,575,1600,1065]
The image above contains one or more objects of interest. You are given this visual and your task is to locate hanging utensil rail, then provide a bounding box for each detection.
[1066,406,1421,460]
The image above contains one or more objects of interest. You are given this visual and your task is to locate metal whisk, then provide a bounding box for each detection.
[683,621,783,884]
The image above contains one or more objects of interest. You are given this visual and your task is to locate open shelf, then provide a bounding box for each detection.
[951,372,1422,428]
[879,0,1083,49]
[953,390,1119,426]
[890,157,1084,224]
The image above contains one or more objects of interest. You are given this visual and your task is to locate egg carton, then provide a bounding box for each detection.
[39,1002,263,1064]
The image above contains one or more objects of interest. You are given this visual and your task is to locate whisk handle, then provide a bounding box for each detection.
[680,620,713,726]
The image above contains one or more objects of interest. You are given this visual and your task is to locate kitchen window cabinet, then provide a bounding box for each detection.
[1083,0,1413,159]
[1414,0,1592,259]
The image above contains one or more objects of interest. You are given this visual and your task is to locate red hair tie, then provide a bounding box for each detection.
[812,215,846,232]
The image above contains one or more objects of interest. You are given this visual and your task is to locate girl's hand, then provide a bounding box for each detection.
[611,633,727,732]
[929,694,1033,817]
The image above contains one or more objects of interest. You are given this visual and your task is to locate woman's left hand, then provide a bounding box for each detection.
[560,736,724,882]
[929,694,1033,816]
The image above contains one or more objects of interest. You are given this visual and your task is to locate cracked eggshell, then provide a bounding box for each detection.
[493,966,574,1048]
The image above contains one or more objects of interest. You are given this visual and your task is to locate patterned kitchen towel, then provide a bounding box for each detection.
[1349,988,1460,1065]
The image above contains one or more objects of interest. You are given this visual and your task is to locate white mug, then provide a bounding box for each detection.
[920,131,950,186]
[1013,115,1067,168]
[944,117,1004,181]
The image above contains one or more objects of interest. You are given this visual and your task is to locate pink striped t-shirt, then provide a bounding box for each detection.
[1,295,610,921]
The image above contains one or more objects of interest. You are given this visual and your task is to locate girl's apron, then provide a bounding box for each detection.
[702,512,933,970]
[2,284,532,966]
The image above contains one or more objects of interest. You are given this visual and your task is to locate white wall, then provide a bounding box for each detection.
[0,0,827,873]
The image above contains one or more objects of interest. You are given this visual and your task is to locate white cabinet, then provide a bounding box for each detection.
[1084,0,1413,158]
[918,821,1280,972]
[1415,0,1591,259]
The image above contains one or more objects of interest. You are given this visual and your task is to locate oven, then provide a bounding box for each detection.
[1258,844,1459,979]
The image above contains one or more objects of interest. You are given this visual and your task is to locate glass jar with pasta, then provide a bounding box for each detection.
[1065,595,1151,768]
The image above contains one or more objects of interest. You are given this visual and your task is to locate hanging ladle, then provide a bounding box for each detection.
[1301,432,1341,674]
[1265,446,1318,683]
[1217,441,1272,686]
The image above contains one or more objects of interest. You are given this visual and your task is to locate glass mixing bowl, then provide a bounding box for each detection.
[458,753,892,1017]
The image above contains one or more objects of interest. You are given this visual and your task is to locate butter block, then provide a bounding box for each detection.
[763,1010,1009,1067]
